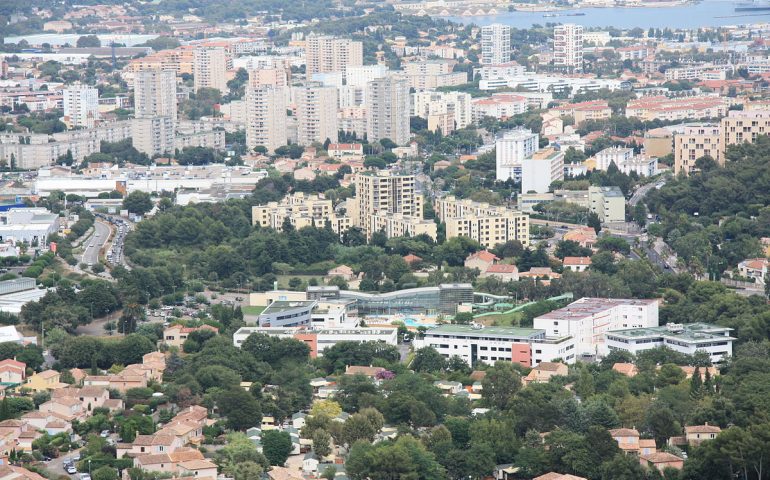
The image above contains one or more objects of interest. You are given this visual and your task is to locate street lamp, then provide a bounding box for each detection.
[88,459,91,475]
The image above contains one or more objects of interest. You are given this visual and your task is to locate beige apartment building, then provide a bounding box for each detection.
[132,116,175,157]
[251,193,351,235]
[305,34,363,75]
[134,69,177,121]
[369,213,437,240]
[125,48,194,75]
[435,196,530,249]
[295,82,338,146]
[587,186,625,223]
[673,124,722,175]
[367,75,411,146]
[193,46,230,93]
[721,109,770,153]
[245,83,288,154]
[350,171,424,238]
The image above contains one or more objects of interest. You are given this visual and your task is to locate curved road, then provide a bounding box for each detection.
[81,221,111,265]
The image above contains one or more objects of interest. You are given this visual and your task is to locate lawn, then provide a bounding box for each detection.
[242,306,266,316]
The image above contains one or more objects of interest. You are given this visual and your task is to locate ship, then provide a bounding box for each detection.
[543,12,587,17]
[735,1,770,11]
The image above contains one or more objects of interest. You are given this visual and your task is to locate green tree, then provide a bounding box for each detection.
[312,429,332,458]
[261,430,292,466]
[217,388,262,430]
[92,466,118,480]
[76,35,101,48]
[122,191,153,215]
[411,347,446,373]
[481,362,522,410]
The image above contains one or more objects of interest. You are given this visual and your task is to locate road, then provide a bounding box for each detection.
[629,179,667,207]
[81,221,111,266]
[44,448,83,478]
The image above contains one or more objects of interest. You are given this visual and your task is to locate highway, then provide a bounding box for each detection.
[81,221,111,266]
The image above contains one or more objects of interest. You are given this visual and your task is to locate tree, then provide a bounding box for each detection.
[555,240,592,259]
[587,212,602,234]
[218,388,262,430]
[453,312,474,324]
[92,466,118,480]
[411,347,446,373]
[312,429,332,458]
[77,35,101,48]
[123,191,153,215]
[261,430,292,466]
[481,362,522,410]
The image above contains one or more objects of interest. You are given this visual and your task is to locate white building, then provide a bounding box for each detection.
[246,84,288,154]
[295,82,338,146]
[0,208,59,245]
[605,323,734,363]
[521,147,564,194]
[134,69,177,121]
[481,24,511,65]
[594,146,659,177]
[345,64,389,87]
[480,74,621,95]
[495,128,539,181]
[595,146,633,171]
[412,91,472,133]
[63,85,99,128]
[533,298,659,357]
[472,94,528,123]
[233,326,398,357]
[305,34,363,75]
[131,116,175,157]
[473,62,526,81]
[413,324,576,367]
[367,75,410,145]
[553,24,584,72]
[193,46,229,93]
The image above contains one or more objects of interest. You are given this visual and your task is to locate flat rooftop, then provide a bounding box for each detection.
[608,322,734,342]
[536,298,657,321]
[235,326,396,336]
[261,300,316,315]
[422,324,543,339]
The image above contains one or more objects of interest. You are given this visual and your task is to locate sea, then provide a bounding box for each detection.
[444,0,770,29]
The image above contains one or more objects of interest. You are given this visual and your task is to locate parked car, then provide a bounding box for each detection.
[67,466,77,474]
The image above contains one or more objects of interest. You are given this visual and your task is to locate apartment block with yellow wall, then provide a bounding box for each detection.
[437,196,530,249]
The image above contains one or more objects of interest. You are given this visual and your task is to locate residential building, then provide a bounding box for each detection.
[464,250,500,271]
[412,91,472,133]
[327,143,364,161]
[133,69,177,121]
[25,370,68,392]
[612,362,639,377]
[533,297,659,357]
[535,474,587,480]
[344,64,388,87]
[304,35,363,75]
[721,109,770,156]
[193,46,229,93]
[368,212,437,241]
[737,257,768,284]
[247,67,288,87]
[245,83,288,154]
[367,75,410,145]
[625,95,729,122]
[563,256,591,272]
[550,100,610,124]
[594,146,633,171]
[605,322,734,363]
[481,24,511,65]
[251,192,351,236]
[132,116,175,157]
[553,24,584,71]
[522,361,569,385]
[349,171,423,238]
[495,128,539,181]
[609,428,657,456]
[63,85,99,128]
[233,326,398,358]
[473,62,526,80]
[401,60,467,90]
[684,424,721,446]
[640,453,684,472]
[413,324,577,367]
[472,94,528,123]
[0,359,25,384]
[673,124,722,175]
[480,264,519,282]
[436,196,530,249]
[588,186,625,223]
[163,324,219,349]
[521,147,564,194]
[295,82,338,146]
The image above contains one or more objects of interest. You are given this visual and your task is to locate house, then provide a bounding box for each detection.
[608,428,655,456]
[163,324,219,349]
[45,419,72,436]
[291,412,307,430]
[523,362,568,386]
[38,397,83,421]
[344,365,386,378]
[519,267,561,283]
[302,452,319,473]
[52,386,111,413]
[464,251,499,271]
[612,363,638,377]
[684,424,721,446]
[433,380,463,396]
[16,430,41,451]
[84,374,147,392]
[267,466,304,480]
[562,256,591,272]
[403,254,422,265]
[117,434,183,459]
[737,258,768,284]
[563,227,597,249]
[0,359,25,384]
[480,264,519,282]
[534,473,588,480]
[25,370,68,392]
[680,366,719,380]
[177,459,218,479]
[0,465,48,480]
[69,368,87,385]
[133,448,213,475]
[327,265,355,282]
[640,452,684,472]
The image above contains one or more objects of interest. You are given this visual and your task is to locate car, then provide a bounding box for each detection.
[66,466,77,474]
[80,474,91,480]
[72,453,81,461]
[100,430,110,438]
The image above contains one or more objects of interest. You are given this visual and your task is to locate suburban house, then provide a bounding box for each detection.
[534,473,588,480]
[464,251,500,271]
[680,366,719,380]
[344,365,386,378]
[609,428,656,456]
[480,264,519,282]
[25,370,68,392]
[523,362,569,386]
[562,227,597,249]
[52,386,113,413]
[38,397,83,422]
[0,360,25,384]
[0,465,49,480]
[640,452,684,472]
[84,374,147,392]
[737,257,768,284]
[117,434,184,459]
[267,466,304,480]
[326,265,355,282]
[684,424,721,446]
[612,363,638,377]
[562,256,591,272]
[133,448,217,479]
[163,324,219,349]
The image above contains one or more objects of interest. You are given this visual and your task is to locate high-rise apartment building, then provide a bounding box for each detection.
[495,128,539,181]
[246,83,288,154]
[248,68,288,87]
[673,124,722,175]
[295,82,339,146]
[367,75,411,146]
[349,171,423,237]
[63,85,99,128]
[554,24,584,72]
[481,24,511,65]
[435,196,530,249]
[521,147,565,194]
[134,69,177,121]
[193,46,229,93]
[132,116,175,157]
[305,34,363,75]
[412,91,473,134]
[720,108,770,154]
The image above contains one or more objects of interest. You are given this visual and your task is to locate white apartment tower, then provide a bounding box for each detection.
[63,85,99,128]
[246,83,288,154]
[481,24,512,65]
[296,82,339,146]
[193,46,229,93]
[554,24,584,72]
[495,128,539,181]
[367,75,411,146]
[134,69,177,121]
[305,34,364,75]
[132,116,175,157]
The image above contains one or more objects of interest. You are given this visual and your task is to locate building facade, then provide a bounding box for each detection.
[553,24,584,71]
[134,69,177,121]
[495,128,539,181]
[480,24,511,65]
[305,35,363,75]
[245,84,288,154]
[63,85,99,128]
[295,82,338,146]
[193,46,229,93]
[366,75,411,145]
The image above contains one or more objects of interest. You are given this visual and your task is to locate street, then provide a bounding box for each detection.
[628,179,666,207]
[81,221,111,266]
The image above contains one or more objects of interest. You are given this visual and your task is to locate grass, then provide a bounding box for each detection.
[242,306,266,316]
[479,311,522,327]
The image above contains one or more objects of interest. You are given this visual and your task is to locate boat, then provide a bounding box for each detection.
[735,1,770,11]
[543,12,587,16]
